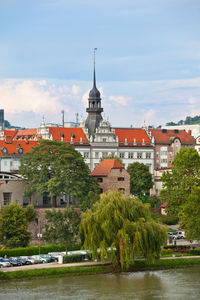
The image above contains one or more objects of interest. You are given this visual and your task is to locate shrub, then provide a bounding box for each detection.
[163,245,190,253]
[63,253,91,263]
[0,243,81,257]
[151,213,179,225]
[190,248,200,255]
[161,248,173,256]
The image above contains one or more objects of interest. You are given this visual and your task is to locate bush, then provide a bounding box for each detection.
[0,243,81,258]
[63,253,91,263]
[151,213,179,225]
[190,248,200,255]
[161,248,173,256]
[163,245,190,253]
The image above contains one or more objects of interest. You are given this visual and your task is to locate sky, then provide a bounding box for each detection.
[0,0,200,128]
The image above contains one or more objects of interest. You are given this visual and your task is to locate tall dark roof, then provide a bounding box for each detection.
[88,66,101,100]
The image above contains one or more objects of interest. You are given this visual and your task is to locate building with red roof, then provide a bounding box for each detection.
[90,159,130,195]
[149,128,195,170]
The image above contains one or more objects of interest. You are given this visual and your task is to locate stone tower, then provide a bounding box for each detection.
[85,52,103,140]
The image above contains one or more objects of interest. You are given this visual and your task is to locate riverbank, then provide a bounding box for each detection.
[1,256,200,281]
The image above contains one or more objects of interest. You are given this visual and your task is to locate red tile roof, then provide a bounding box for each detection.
[150,129,195,144]
[48,127,89,145]
[160,202,167,208]
[90,159,124,176]
[114,128,151,147]
[0,141,38,155]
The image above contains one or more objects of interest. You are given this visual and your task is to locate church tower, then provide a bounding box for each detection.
[85,49,103,140]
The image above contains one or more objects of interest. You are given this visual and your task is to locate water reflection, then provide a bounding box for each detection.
[1,267,200,300]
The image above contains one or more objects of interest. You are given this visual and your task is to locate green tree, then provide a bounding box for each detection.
[19,140,99,209]
[43,207,80,247]
[80,191,167,270]
[161,148,200,215]
[0,202,35,248]
[179,187,200,240]
[127,162,153,197]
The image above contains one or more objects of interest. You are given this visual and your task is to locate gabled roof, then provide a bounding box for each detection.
[0,140,38,156]
[48,127,89,145]
[150,129,195,144]
[114,128,151,147]
[160,202,167,208]
[90,159,124,176]
[13,129,37,141]
[3,130,18,143]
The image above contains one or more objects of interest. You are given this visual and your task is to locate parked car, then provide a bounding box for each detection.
[173,231,185,239]
[17,257,32,265]
[0,258,11,268]
[8,257,23,266]
[28,256,41,264]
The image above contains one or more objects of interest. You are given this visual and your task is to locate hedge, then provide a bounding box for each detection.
[0,244,81,258]
[189,248,200,255]
[151,213,179,225]
[63,253,91,263]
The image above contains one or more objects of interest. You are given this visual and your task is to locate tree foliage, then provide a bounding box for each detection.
[127,162,153,196]
[43,207,81,247]
[19,140,99,209]
[80,191,167,270]
[0,202,35,248]
[161,148,200,215]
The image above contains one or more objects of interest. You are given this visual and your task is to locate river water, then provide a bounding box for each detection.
[1,267,200,300]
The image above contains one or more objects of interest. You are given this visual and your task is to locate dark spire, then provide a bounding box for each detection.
[89,48,101,100]
[85,48,103,140]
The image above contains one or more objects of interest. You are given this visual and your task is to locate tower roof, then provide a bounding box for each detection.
[88,65,101,100]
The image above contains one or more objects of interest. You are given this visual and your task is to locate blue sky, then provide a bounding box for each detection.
[0,0,200,128]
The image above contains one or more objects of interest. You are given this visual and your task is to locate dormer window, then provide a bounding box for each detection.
[71,133,75,138]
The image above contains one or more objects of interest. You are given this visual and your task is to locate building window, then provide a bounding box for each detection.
[137,152,142,159]
[161,151,167,155]
[100,188,103,193]
[119,153,124,158]
[102,152,108,157]
[118,177,124,181]
[128,152,134,159]
[102,138,107,142]
[95,152,99,158]
[97,177,103,182]
[84,152,89,159]
[161,159,167,163]
[118,188,125,192]
[43,192,50,206]
[3,192,11,205]
[146,152,151,159]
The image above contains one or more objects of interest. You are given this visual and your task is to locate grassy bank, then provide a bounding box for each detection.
[1,257,200,281]
[0,265,113,281]
[131,257,200,271]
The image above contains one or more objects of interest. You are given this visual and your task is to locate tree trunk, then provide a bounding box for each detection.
[51,195,57,208]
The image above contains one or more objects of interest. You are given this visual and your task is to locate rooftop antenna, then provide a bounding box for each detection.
[61,110,64,127]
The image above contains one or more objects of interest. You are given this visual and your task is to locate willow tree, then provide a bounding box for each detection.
[80,190,167,270]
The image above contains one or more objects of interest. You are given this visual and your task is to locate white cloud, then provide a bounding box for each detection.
[0,79,82,127]
[109,95,131,106]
